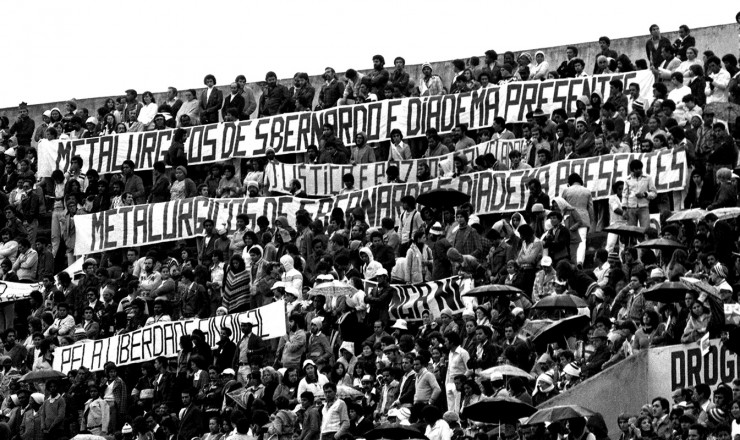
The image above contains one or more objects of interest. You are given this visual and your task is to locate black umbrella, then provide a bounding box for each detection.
[364,424,428,440]
[642,281,692,303]
[602,224,646,238]
[462,284,524,299]
[531,314,591,345]
[416,188,470,209]
[463,397,537,424]
[531,294,588,311]
[634,238,686,252]
[524,405,598,425]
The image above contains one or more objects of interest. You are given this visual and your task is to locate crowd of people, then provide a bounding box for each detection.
[1,20,740,440]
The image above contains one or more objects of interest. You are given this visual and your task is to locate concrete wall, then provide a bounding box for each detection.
[3,23,737,128]
[542,350,650,436]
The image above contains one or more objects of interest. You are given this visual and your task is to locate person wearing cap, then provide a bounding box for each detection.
[419,63,444,96]
[532,372,559,406]
[365,268,392,326]
[233,319,266,383]
[307,316,333,370]
[22,392,44,440]
[582,328,611,378]
[532,255,556,301]
[33,109,52,144]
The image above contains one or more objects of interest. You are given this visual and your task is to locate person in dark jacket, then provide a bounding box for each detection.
[672,24,696,61]
[177,388,205,440]
[319,68,344,109]
[149,161,170,203]
[364,269,393,326]
[259,71,290,117]
[707,168,737,210]
[525,179,550,224]
[684,169,714,209]
[581,329,611,378]
[542,211,571,265]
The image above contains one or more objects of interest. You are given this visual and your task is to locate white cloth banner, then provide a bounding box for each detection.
[52,300,287,374]
[37,71,654,177]
[264,139,526,196]
[73,149,687,255]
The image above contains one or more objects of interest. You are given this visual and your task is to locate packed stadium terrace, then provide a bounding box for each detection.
[2,20,740,440]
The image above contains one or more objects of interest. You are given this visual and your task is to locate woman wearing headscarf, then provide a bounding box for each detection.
[532,51,550,80]
[221,255,251,313]
[359,247,383,280]
[280,255,303,297]
[170,166,197,200]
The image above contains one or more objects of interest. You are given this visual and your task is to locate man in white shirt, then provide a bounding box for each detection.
[138,256,162,298]
[398,196,424,248]
[443,332,469,414]
[667,72,691,104]
[705,56,731,103]
[321,383,350,439]
[46,303,75,338]
[592,249,611,288]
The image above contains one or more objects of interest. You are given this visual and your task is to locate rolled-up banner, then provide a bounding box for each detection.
[38,71,654,177]
[365,276,464,322]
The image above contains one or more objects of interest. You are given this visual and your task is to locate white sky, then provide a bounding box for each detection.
[1,1,737,108]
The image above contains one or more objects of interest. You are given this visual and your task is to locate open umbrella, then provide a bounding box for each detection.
[462,284,524,299]
[634,238,686,252]
[463,397,537,424]
[667,208,707,222]
[20,369,66,383]
[307,281,356,297]
[706,207,740,221]
[602,224,646,238]
[643,281,692,303]
[524,405,598,425]
[531,314,591,345]
[336,385,364,400]
[531,294,588,311]
[416,188,470,208]
[364,424,428,440]
[480,365,535,380]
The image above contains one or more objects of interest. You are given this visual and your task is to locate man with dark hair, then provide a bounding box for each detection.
[452,124,475,151]
[593,37,618,73]
[652,397,672,437]
[321,382,350,439]
[370,231,395,273]
[673,25,696,61]
[444,331,469,412]
[557,46,579,78]
[492,116,515,140]
[367,55,390,95]
[278,314,307,370]
[11,237,37,282]
[197,219,217,264]
[8,102,35,149]
[120,160,145,204]
[178,388,205,440]
[706,56,731,104]
[645,24,673,68]
[299,391,320,440]
[318,67,343,110]
[235,75,258,119]
[422,129,449,157]
[3,328,27,368]
[199,74,223,124]
[149,161,170,203]
[123,89,142,122]
[390,57,410,96]
[259,71,290,117]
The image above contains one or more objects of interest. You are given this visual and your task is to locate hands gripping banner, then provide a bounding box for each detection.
[37,71,654,177]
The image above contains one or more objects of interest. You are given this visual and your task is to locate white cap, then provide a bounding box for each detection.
[511,307,524,316]
[86,117,98,125]
[121,423,133,434]
[541,256,552,267]
[216,224,228,235]
[222,368,236,376]
[391,319,408,330]
[43,110,52,118]
[284,285,300,298]
[374,268,388,277]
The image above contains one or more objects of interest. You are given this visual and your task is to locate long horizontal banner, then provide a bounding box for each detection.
[52,300,287,374]
[73,149,685,255]
[38,71,653,177]
[365,276,465,322]
[265,139,525,196]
